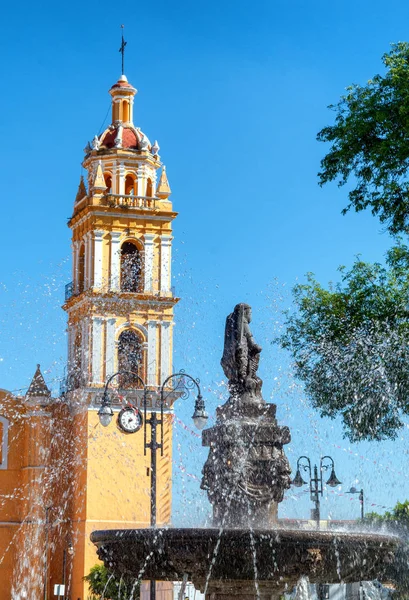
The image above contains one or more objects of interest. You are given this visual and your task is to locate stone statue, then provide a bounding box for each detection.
[151,140,160,155]
[114,125,123,148]
[221,303,262,396]
[201,303,292,527]
[139,132,150,151]
[92,135,101,150]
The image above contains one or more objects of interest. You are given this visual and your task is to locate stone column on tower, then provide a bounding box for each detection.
[110,232,122,291]
[144,233,156,293]
[93,231,105,290]
[160,235,172,295]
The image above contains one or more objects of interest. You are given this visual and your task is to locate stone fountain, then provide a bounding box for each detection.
[91,303,401,599]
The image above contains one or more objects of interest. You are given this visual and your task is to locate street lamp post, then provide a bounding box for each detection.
[61,539,74,600]
[43,506,51,600]
[292,455,342,528]
[146,372,208,527]
[348,487,364,520]
[98,369,208,600]
[347,487,365,600]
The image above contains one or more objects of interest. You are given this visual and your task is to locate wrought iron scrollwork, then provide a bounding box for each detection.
[160,369,201,405]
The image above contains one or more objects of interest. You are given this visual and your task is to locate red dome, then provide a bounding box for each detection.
[110,80,134,90]
[109,75,136,92]
[122,128,138,148]
[99,126,140,150]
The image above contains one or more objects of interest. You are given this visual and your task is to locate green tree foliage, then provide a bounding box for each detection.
[365,500,409,596]
[83,563,139,599]
[318,42,409,235]
[365,501,409,528]
[280,243,409,441]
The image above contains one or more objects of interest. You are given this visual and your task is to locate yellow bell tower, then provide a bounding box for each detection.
[63,72,178,599]
[65,74,177,390]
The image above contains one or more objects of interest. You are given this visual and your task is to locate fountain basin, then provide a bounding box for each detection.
[91,527,400,598]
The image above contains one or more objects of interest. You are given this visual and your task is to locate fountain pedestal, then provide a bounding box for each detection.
[201,396,291,528]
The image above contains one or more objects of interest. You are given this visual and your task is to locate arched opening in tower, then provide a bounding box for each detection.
[118,329,143,388]
[104,174,112,193]
[146,177,153,197]
[125,174,138,196]
[122,100,130,122]
[120,242,142,292]
[71,328,82,389]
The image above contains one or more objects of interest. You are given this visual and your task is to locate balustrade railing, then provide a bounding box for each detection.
[103,193,156,209]
[65,281,174,300]
[65,282,74,301]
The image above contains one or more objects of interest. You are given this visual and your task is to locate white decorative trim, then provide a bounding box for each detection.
[84,232,93,289]
[0,416,9,470]
[110,232,122,291]
[72,241,79,293]
[121,236,142,250]
[91,318,104,384]
[160,322,171,382]
[93,231,104,290]
[21,465,46,470]
[147,321,158,386]
[81,318,90,383]
[160,236,172,295]
[115,125,123,148]
[129,96,134,123]
[111,161,117,195]
[83,234,89,289]
[106,318,116,378]
[115,321,148,341]
[64,295,176,315]
[118,162,125,195]
[144,234,155,293]
[67,325,74,372]
[152,168,158,194]
[76,212,173,226]
[25,411,51,418]
[137,165,146,196]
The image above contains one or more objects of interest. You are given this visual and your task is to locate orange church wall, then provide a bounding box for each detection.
[57,405,173,599]
[0,472,22,522]
[0,386,175,599]
[77,409,173,598]
[69,521,87,600]
[0,525,18,598]
[86,409,151,523]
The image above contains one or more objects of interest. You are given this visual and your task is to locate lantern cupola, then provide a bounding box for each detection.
[109,74,137,125]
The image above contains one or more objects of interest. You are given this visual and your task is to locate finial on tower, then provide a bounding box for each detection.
[26,364,51,400]
[93,161,107,192]
[156,165,171,199]
[119,25,127,76]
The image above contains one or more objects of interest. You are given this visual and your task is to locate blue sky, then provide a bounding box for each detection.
[1,0,409,523]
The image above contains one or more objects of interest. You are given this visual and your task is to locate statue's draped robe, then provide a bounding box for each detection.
[221,305,247,385]
[221,303,261,393]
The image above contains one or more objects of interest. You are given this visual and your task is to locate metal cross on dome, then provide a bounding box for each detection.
[119,25,127,75]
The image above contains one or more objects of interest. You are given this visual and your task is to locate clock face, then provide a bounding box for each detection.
[117,406,143,434]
